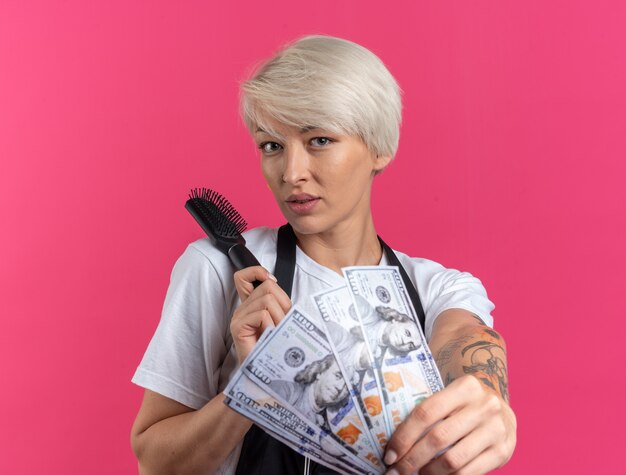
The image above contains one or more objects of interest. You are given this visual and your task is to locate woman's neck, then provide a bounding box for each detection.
[293,214,382,275]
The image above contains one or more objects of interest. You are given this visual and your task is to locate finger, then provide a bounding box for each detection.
[389,400,494,475]
[231,309,275,362]
[232,308,277,337]
[233,266,277,301]
[450,425,514,475]
[233,268,292,313]
[418,421,501,475]
[445,447,505,475]
[244,278,292,313]
[262,279,292,313]
[420,449,506,475]
[238,289,289,326]
[384,377,478,466]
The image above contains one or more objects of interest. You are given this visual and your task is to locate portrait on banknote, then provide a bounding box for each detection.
[268,353,351,433]
[351,294,423,366]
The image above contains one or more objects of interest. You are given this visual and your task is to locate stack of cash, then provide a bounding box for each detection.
[224,266,444,474]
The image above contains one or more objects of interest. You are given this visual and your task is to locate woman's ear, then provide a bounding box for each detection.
[373,154,393,173]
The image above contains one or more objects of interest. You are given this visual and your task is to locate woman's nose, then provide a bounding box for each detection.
[282,145,310,184]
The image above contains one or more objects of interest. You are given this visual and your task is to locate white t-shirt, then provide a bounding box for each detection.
[131,226,495,474]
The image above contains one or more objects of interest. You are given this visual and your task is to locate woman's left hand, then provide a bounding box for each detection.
[383,374,516,475]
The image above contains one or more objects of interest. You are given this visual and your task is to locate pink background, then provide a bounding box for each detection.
[1,1,624,473]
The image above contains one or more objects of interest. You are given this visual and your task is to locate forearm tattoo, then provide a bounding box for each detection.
[435,328,509,403]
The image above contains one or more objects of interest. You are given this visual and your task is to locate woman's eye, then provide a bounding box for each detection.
[310,137,332,147]
[259,142,281,154]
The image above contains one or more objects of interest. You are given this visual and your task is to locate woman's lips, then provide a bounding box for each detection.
[286,195,320,214]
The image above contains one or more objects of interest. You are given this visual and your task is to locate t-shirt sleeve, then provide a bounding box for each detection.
[131,243,234,410]
[424,268,495,341]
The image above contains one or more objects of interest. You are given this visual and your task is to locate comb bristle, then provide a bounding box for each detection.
[187,188,248,239]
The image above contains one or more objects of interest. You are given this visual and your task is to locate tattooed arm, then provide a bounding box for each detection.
[431,312,509,402]
[383,309,517,475]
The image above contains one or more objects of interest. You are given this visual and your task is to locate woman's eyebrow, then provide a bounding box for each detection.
[255,126,319,132]
[255,126,320,138]
[255,128,286,141]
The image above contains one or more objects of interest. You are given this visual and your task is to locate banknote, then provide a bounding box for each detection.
[242,307,383,473]
[224,371,364,475]
[343,266,444,432]
[313,286,391,455]
[225,397,361,475]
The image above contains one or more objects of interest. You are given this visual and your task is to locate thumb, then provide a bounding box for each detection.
[233,266,277,301]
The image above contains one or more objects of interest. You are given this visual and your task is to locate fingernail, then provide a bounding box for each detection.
[267,272,277,282]
[384,449,397,465]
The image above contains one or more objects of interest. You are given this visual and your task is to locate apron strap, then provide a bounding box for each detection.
[378,236,427,332]
[235,224,307,475]
[274,223,297,298]
[236,224,426,475]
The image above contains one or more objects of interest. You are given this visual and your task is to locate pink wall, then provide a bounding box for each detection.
[1,1,624,473]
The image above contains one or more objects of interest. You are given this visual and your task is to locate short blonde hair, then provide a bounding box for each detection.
[240,35,403,158]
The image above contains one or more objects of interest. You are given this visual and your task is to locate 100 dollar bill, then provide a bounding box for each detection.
[224,371,365,475]
[343,266,444,432]
[242,307,383,473]
[314,285,391,455]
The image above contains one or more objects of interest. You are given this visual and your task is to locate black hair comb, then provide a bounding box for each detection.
[185,188,262,282]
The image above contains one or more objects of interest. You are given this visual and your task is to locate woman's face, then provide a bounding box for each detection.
[254,118,391,236]
[313,360,349,407]
[383,321,420,353]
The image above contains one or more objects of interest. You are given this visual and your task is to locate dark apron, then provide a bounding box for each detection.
[235,224,426,475]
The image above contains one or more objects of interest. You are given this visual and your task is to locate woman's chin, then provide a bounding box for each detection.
[284,215,328,236]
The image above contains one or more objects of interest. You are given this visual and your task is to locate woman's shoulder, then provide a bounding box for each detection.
[242,226,280,269]
[389,248,448,277]
[389,248,491,302]
[181,226,279,274]
[389,247,495,333]
[242,226,279,254]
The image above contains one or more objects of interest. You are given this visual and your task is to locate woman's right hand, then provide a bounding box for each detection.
[230,266,292,364]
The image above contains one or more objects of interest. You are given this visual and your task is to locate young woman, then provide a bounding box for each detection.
[131,35,516,475]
